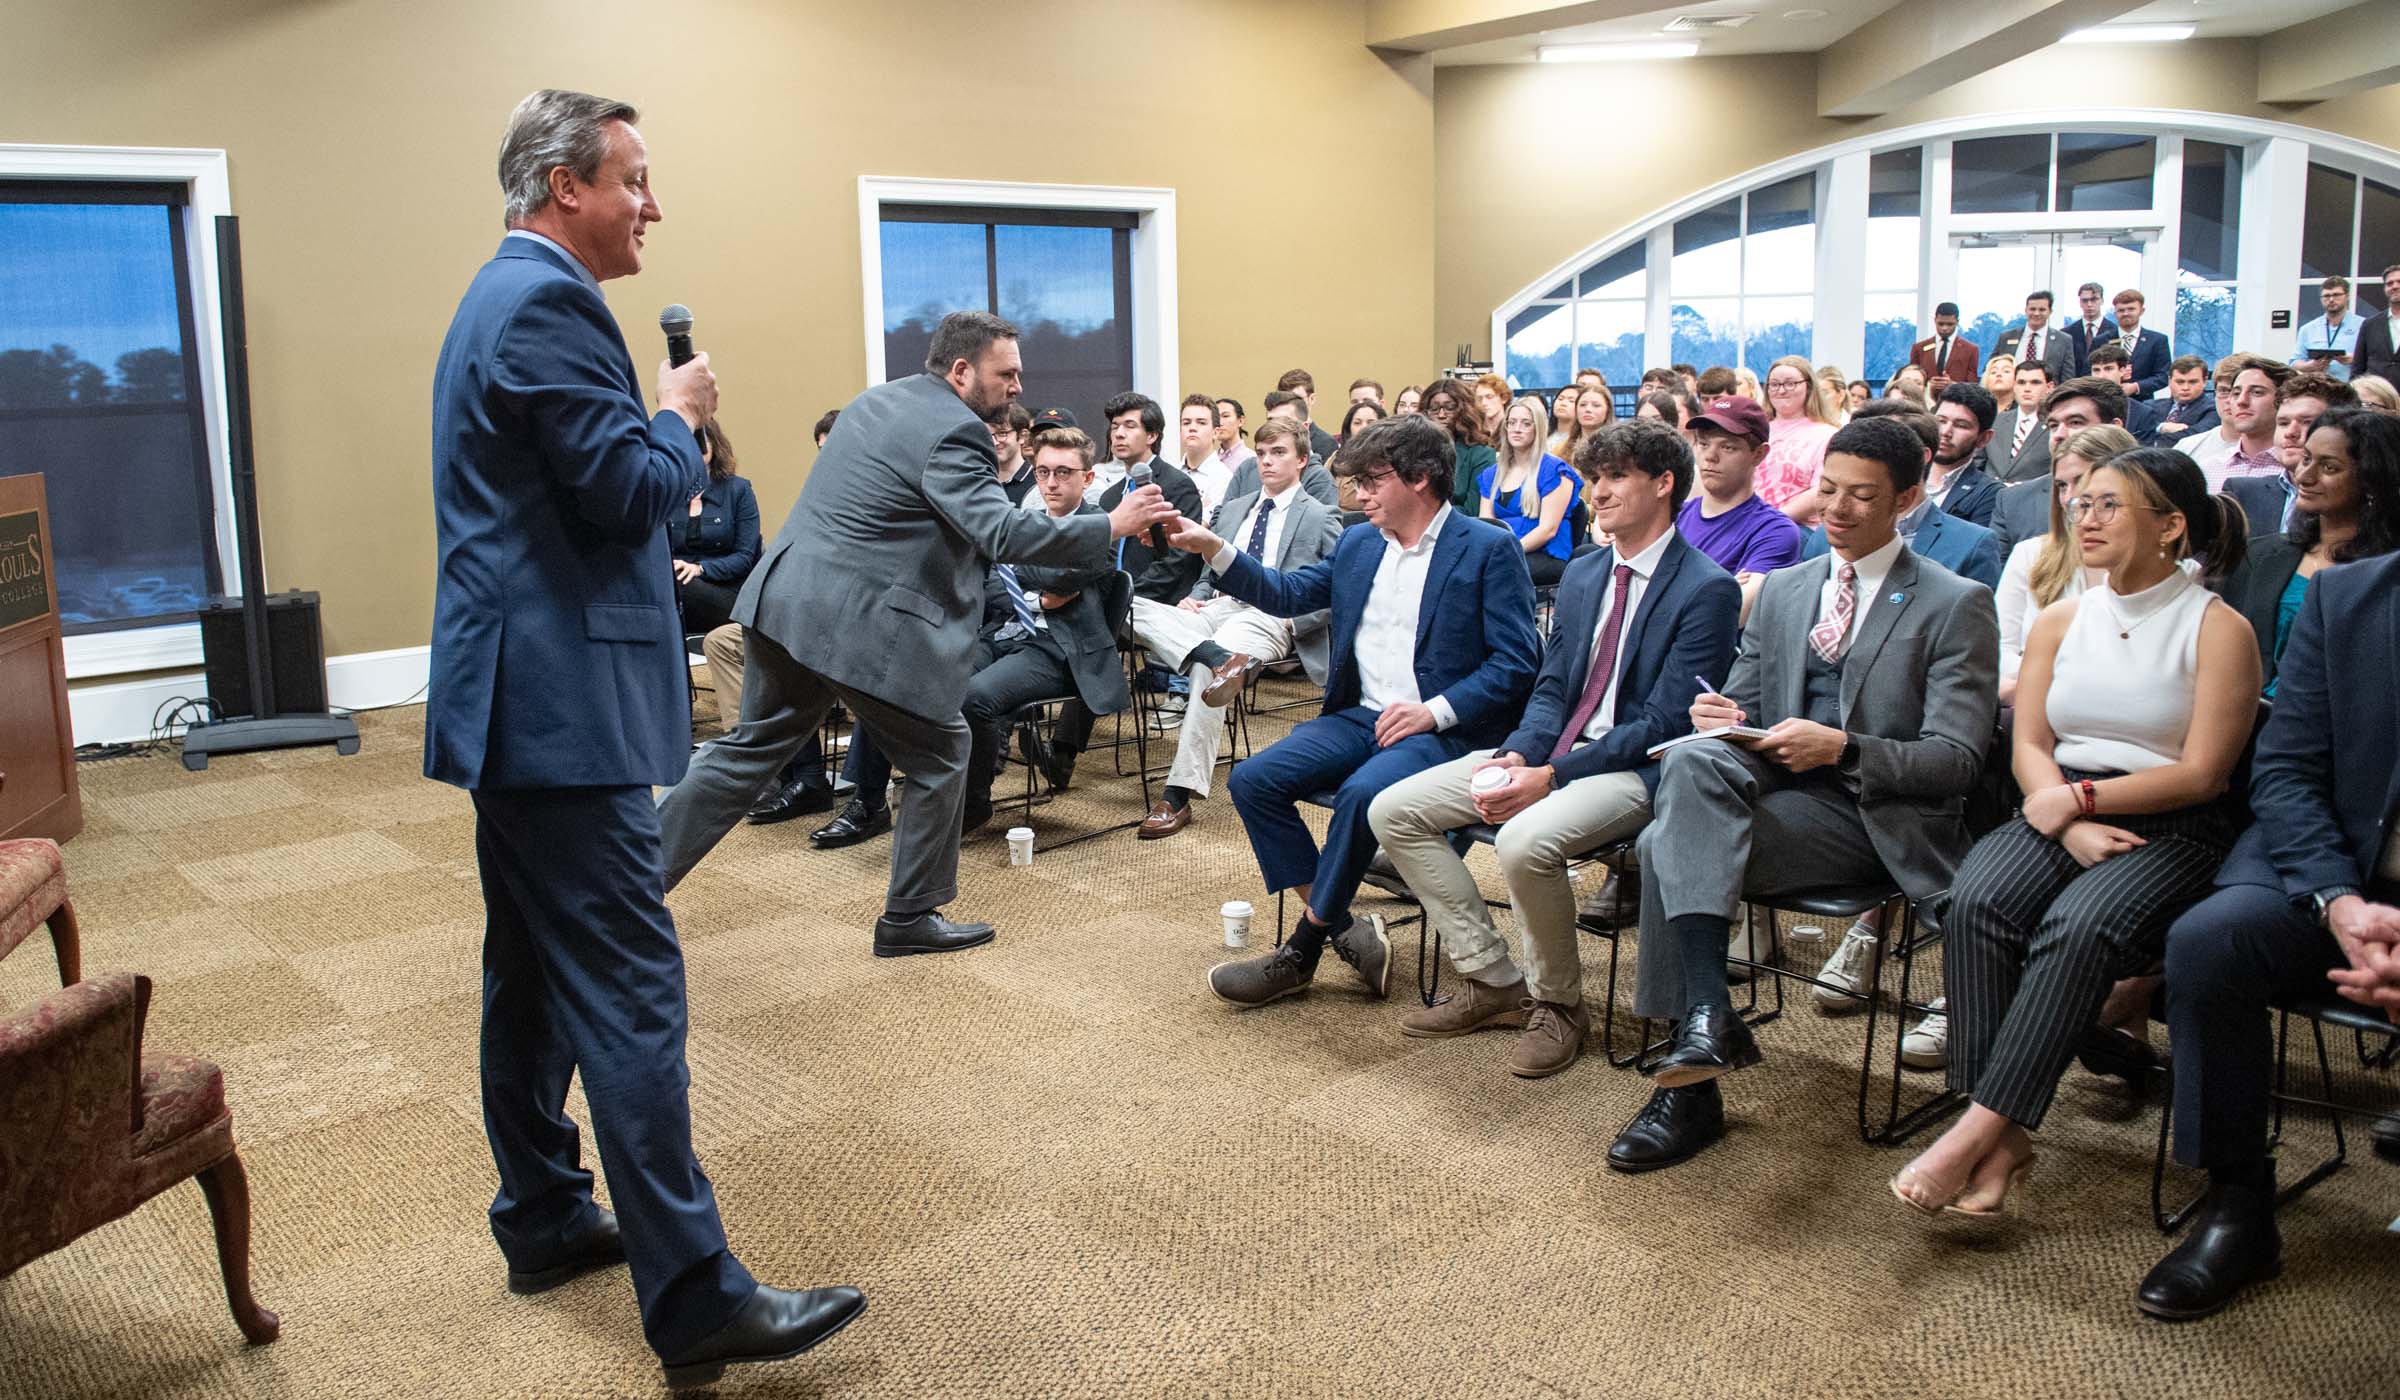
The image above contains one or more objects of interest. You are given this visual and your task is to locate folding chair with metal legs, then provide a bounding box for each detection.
[2150,997,2400,1233]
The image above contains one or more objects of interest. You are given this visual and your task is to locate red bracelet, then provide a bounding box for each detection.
[2077,779,2098,816]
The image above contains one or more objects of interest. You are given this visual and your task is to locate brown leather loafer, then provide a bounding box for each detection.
[1200,653,1252,708]
[1137,799,1191,839]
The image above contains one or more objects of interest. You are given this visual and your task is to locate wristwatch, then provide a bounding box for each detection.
[2312,887,2360,926]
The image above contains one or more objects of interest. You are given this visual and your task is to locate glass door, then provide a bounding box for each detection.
[1951,232,2149,359]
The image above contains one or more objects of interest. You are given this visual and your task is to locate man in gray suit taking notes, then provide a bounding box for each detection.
[1604,417,1999,1176]
[657,311,1177,956]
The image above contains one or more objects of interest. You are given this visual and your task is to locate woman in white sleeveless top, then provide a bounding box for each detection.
[1892,448,2258,1219]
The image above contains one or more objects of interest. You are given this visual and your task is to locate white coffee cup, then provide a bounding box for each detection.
[1221,899,1254,948]
[1471,765,1512,796]
[1006,826,1035,866]
[1788,923,1826,945]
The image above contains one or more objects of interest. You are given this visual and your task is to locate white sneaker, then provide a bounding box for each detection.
[1814,922,1879,1014]
[1725,909,1772,984]
[1149,695,1188,732]
[1901,998,1950,1070]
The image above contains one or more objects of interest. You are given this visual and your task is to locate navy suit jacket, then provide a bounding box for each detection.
[2221,552,2400,897]
[2146,394,2219,447]
[2065,318,2119,376]
[1938,464,2001,529]
[1210,509,1540,748]
[1495,534,1739,794]
[2119,328,2174,397]
[425,237,704,790]
[1802,510,2004,591]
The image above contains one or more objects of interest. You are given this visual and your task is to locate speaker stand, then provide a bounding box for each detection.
[180,713,360,771]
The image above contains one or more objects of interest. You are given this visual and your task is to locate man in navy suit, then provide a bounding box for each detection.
[1162,415,1540,1008]
[2089,342,2167,439]
[1798,403,2004,590]
[2064,281,2118,376]
[1928,383,2002,527]
[2106,288,2174,399]
[2146,555,2400,1321]
[426,90,861,1390]
[1367,420,1739,1076]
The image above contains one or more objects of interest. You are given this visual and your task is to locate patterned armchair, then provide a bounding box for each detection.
[0,859,277,1344]
[0,838,81,984]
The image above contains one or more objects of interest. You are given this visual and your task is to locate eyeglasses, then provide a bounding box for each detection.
[1030,467,1087,483]
[1351,468,1399,489]
[1765,377,1808,391]
[2062,495,2157,526]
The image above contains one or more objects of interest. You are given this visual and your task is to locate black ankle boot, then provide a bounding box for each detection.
[2136,1172,2281,1321]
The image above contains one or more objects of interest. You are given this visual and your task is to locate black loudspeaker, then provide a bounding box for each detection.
[199,590,329,717]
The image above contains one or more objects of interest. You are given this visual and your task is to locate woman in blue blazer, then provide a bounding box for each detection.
[671,418,762,634]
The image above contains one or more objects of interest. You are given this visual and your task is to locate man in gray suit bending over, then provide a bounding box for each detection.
[1605,416,1999,1175]
[657,312,1176,956]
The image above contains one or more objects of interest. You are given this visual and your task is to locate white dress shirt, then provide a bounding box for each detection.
[1358,505,1457,730]
[1186,455,1234,517]
[1818,531,1906,651]
[1577,527,1675,743]
[2022,326,2046,363]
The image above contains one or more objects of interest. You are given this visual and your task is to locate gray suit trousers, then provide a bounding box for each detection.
[1631,741,1889,1019]
[658,628,968,916]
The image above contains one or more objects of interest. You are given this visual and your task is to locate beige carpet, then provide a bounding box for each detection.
[3,681,2394,1399]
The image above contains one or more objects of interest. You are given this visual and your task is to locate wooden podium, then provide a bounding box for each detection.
[0,474,83,842]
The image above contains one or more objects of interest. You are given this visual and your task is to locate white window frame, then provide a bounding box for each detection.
[856,176,1177,404]
[2,144,237,679]
[1493,110,2400,388]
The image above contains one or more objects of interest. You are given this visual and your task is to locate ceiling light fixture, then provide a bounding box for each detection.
[2062,24,2196,44]
[1537,41,1700,62]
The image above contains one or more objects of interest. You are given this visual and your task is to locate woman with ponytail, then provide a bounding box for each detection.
[1889,447,2259,1220]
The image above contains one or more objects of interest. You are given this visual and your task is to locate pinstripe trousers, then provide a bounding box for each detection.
[1944,793,2232,1129]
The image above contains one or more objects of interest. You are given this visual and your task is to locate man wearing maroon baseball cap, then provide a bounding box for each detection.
[1675,395,1803,625]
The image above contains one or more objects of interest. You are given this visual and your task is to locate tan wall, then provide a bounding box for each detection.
[1,0,1435,661]
[1435,39,2400,357]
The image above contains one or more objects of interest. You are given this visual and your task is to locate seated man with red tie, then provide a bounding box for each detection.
[1367,420,1740,1077]
[1909,302,1982,392]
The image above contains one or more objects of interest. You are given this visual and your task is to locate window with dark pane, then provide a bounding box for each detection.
[2055,134,2154,212]
[2178,140,2241,282]
[878,205,1134,431]
[2300,164,2356,280]
[1951,134,2050,215]
[2358,178,2400,312]
[0,182,221,632]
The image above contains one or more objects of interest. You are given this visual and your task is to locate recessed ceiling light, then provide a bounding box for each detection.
[2063,24,2196,43]
[1537,41,1701,62]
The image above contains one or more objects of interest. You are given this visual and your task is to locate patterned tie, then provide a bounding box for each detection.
[1809,562,1857,664]
[1551,565,1634,759]
[2026,329,2041,361]
[2012,411,2034,457]
[1243,498,1275,559]
[994,563,1041,637]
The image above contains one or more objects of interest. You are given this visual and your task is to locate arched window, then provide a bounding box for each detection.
[1494,113,2400,396]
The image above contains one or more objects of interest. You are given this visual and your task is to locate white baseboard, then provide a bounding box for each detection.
[67,644,432,748]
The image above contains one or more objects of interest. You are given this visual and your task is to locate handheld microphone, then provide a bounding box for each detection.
[1127,460,1169,551]
[659,304,695,368]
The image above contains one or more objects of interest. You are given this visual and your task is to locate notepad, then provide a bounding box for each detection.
[1646,726,1774,759]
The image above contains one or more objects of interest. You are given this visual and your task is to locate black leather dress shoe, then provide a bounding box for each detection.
[960,798,994,836]
[1650,1002,1763,1088]
[746,776,835,825]
[2374,1114,2400,1165]
[1017,726,1076,792]
[2077,1025,2165,1091]
[2136,1179,2281,1320]
[661,1284,867,1391]
[809,798,891,849]
[873,911,996,958]
[505,1209,624,1295]
[1607,1082,1726,1173]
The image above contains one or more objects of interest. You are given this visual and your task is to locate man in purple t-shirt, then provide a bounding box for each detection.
[1672,395,1803,625]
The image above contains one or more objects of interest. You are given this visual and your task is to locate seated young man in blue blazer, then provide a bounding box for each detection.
[1367,420,1740,1077]
[1799,401,2005,590]
[1161,415,1540,1008]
